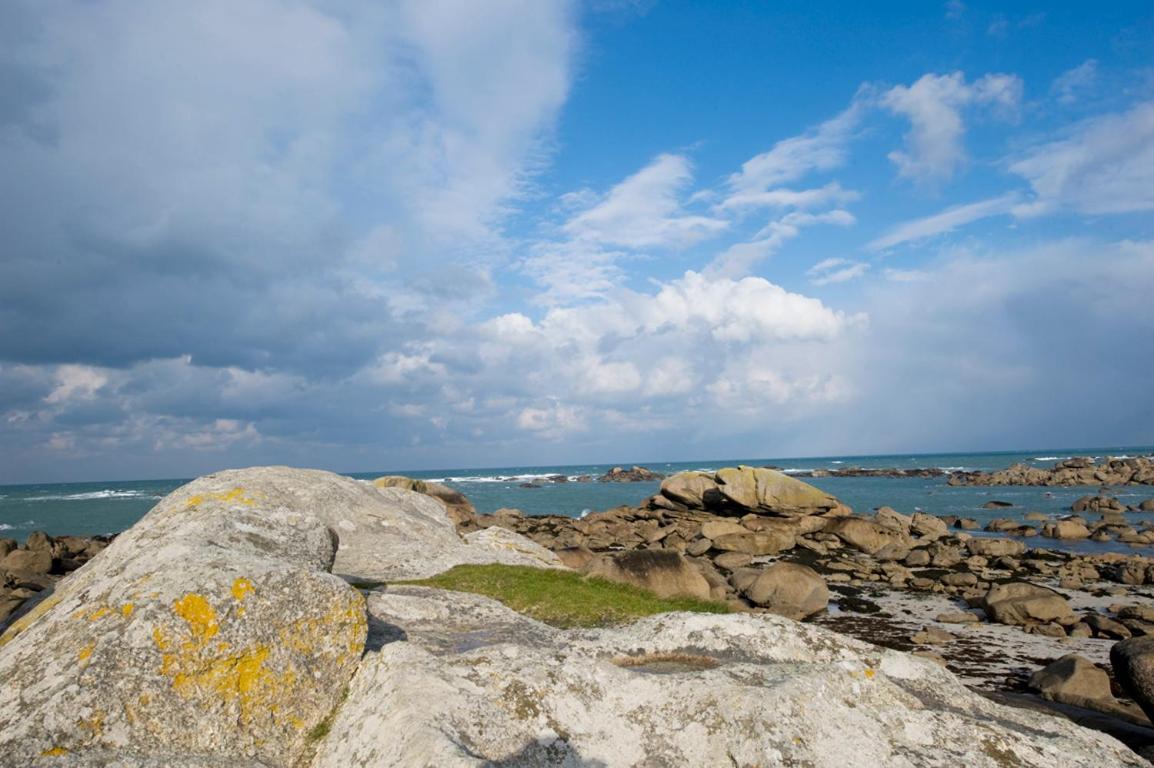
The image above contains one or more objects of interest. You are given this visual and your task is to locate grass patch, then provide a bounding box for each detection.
[399,564,730,628]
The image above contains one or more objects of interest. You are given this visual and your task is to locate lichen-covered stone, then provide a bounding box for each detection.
[0,469,369,768]
[312,586,1145,767]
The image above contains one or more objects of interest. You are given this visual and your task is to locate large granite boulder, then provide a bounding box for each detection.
[656,467,846,518]
[181,468,559,581]
[0,468,369,767]
[0,467,567,767]
[1028,654,1132,717]
[311,586,1145,767]
[1042,520,1091,540]
[983,582,1073,626]
[710,530,796,556]
[742,563,829,619]
[714,466,846,517]
[828,518,911,556]
[658,471,721,509]
[965,537,1027,557]
[1111,637,1154,722]
[584,550,711,601]
[371,475,477,526]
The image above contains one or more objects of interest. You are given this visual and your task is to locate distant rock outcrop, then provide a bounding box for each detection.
[949,455,1154,486]
[598,465,665,482]
[653,466,850,518]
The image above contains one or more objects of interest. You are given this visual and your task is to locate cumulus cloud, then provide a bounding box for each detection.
[880,71,1022,182]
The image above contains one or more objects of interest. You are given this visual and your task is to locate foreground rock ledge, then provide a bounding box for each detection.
[0,466,559,767]
[315,585,1146,767]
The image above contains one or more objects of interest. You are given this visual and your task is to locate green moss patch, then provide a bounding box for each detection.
[400,564,730,628]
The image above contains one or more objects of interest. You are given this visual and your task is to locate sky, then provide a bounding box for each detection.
[1,0,1153,483]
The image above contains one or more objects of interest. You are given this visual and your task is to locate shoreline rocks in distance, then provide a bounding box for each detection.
[949,455,1154,487]
[0,532,112,625]
[598,465,665,482]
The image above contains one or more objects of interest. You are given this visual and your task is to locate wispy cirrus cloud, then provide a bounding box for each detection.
[867,193,1019,251]
[1010,101,1154,216]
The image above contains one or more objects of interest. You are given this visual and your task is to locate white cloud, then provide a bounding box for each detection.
[1051,59,1099,105]
[1010,102,1154,216]
[867,193,1019,251]
[0,0,575,376]
[707,210,855,278]
[881,72,1022,182]
[719,181,859,212]
[44,365,108,404]
[516,403,586,435]
[807,259,870,286]
[725,103,864,196]
[562,154,727,248]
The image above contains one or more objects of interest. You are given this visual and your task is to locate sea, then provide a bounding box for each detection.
[2,447,1153,556]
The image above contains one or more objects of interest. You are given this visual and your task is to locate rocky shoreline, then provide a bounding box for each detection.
[453,465,1154,756]
[0,533,111,625]
[950,455,1154,487]
[5,465,1154,764]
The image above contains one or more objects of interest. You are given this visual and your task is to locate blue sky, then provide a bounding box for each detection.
[1,0,1153,482]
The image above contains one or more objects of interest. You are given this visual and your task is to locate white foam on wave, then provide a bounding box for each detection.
[27,489,152,502]
[431,473,564,484]
[1033,456,1068,462]
[0,520,35,531]
[830,461,844,464]
[781,468,813,475]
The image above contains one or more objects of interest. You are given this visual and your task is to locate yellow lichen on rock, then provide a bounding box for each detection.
[231,577,256,602]
[121,602,135,618]
[172,593,219,642]
[186,487,258,508]
[40,746,69,757]
[78,642,95,662]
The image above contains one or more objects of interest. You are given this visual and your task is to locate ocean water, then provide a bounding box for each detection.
[2,447,1152,555]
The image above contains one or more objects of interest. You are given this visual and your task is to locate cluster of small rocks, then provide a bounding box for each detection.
[949,455,1154,486]
[945,493,1154,546]
[461,470,1154,644]
[0,532,110,625]
[462,466,849,618]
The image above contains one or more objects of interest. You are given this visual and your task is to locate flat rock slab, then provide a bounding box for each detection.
[312,587,1145,767]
